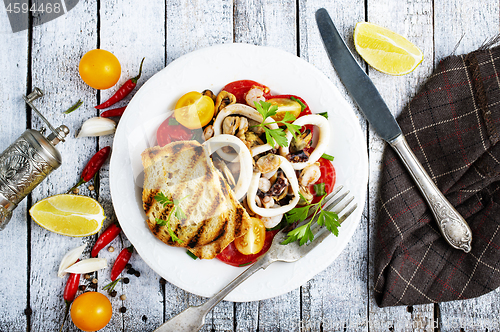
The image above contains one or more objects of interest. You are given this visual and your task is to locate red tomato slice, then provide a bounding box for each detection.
[222,80,271,104]
[157,116,193,146]
[216,230,279,267]
[309,157,336,204]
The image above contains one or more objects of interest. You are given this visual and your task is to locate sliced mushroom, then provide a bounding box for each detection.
[256,154,281,174]
[215,91,237,116]
[298,162,321,187]
[279,114,331,170]
[290,129,313,153]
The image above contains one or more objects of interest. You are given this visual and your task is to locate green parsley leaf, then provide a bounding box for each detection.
[154,192,173,206]
[318,112,329,119]
[285,204,310,224]
[321,153,334,161]
[254,100,278,119]
[264,126,288,148]
[290,96,306,112]
[317,210,340,236]
[313,183,326,197]
[155,217,167,227]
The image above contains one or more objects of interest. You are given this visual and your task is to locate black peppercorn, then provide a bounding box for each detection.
[125,263,132,269]
[110,290,117,297]
[123,277,130,284]
[78,285,86,291]
[159,278,166,285]
[134,271,141,278]
[120,307,127,313]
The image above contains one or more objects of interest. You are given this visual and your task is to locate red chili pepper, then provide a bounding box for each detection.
[60,260,80,332]
[95,58,145,109]
[100,106,127,118]
[110,245,134,281]
[67,146,111,193]
[91,222,121,257]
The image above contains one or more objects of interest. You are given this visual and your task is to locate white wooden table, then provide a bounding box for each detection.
[1,1,499,331]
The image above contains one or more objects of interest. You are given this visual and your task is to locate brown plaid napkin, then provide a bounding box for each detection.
[374,44,500,307]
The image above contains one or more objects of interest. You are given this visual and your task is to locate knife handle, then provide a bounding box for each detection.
[389,134,472,252]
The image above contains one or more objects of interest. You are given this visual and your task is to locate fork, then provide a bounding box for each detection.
[154,186,357,332]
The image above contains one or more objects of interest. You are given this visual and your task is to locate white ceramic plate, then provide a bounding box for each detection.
[110,43,368,302]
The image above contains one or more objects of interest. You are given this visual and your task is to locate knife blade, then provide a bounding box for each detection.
[315,8,473,253]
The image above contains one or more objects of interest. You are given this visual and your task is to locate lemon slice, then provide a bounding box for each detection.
[354,22,423,75]
[29,194,106,237]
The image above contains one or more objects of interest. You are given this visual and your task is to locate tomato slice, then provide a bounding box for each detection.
[217,230,279,267]
[157,116,193,146]
[268,94,314,134]
[174,91,215,129]
[222,80,271,104]
[265,98,302,121]
[234,217,266,255]
[309,157,336,204]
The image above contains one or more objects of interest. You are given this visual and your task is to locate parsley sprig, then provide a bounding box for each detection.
[154,192,188,244]
[282,193,340,246]
[253,101,302,148]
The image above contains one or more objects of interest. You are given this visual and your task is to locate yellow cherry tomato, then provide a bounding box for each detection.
[79,49,121,90]
[266,98,302,121]
[235,217,266,255]
[174,91,215,129]
[70,292,112,332]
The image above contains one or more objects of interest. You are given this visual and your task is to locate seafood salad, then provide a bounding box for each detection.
[151,80,336,266]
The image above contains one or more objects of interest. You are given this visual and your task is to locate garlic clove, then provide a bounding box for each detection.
[64,258,107,274]
[77,117,116,138]
[58,244,86,278]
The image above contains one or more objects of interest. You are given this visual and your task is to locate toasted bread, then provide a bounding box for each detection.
[141,140,250,259]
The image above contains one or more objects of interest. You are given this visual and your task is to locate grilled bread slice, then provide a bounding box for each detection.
[141,140,250,259]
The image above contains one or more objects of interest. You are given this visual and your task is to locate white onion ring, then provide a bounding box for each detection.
[247,156,300,217]
[280,114,330,170]
[203,134,253,201]
[213,103,279,162]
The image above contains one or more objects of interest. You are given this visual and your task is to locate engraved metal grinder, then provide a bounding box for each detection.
[0,88,69,230]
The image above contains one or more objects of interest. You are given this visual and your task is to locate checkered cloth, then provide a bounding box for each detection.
[374,45,500,307]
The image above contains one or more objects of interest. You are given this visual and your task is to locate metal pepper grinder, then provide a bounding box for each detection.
[0,88,69,230]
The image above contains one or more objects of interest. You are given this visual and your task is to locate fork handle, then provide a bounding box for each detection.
[389,134,472,252]
[154,256,273,332]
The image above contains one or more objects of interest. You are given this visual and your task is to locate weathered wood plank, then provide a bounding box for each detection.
[0,9,29,332]
[98,1,166,331]
[298,2,369,331]
[164,1,234,331]
[434,0,500,330]
[29,2,98,331]
[233,0,300,331]
[366,0,435,331]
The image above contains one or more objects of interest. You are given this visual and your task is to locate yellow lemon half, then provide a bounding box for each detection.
[354,22,423,75]
[29,194,106,237]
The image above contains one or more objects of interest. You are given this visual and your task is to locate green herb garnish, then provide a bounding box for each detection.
[290,96,306,112]
[282,193,340,246]
[186,250,198,260]
[154,192,189,244]
[321,153,334,161]
[318,112,329,119]
[63,99,83,114]
[253,101,302,148]
[313,183,326,196]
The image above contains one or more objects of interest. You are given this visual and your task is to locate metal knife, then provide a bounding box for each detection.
[315,8,472,252]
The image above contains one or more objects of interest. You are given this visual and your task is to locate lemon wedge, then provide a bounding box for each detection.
[354,22,423,75]
[29,194,106,237]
